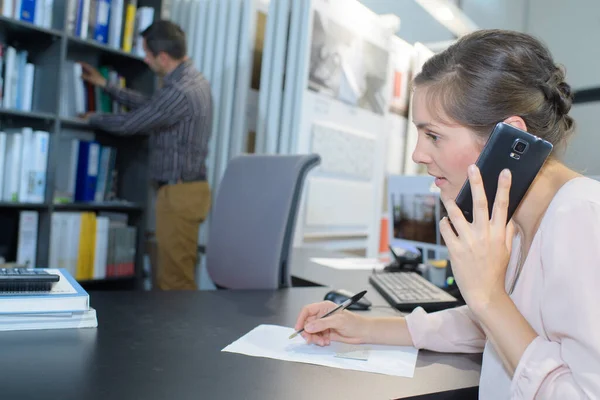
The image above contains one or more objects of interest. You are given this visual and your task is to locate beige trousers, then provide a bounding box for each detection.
[155,181,211,290]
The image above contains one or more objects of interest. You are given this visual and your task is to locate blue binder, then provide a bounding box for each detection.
[20,0,36,23]
[74,141,100,202]
[94,0,112,44]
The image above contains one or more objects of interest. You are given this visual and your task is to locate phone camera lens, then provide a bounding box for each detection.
[513,140,527,154]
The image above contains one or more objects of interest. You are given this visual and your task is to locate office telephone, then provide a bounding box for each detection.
[384,245,422,273]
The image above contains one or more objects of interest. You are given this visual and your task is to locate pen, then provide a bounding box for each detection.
[289,290,368,339]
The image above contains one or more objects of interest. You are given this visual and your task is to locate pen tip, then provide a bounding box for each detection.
[288,333,297,339]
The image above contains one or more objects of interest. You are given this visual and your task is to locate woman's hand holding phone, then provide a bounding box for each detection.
[439,165,516,314]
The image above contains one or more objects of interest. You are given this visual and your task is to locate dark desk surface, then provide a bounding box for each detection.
[0,248,482,400]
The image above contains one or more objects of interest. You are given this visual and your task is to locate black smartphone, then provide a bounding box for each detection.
[454,122,553,224]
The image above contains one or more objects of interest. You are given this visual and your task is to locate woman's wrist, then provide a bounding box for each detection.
[468,289,538,374]
[469,289,511,323]
[364,316,413,346]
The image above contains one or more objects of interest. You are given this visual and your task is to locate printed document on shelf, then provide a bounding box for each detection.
[310,257,387,270]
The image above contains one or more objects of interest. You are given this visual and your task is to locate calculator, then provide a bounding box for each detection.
[0,268,60,292]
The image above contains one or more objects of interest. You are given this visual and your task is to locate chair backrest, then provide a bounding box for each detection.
[206,154,321,289]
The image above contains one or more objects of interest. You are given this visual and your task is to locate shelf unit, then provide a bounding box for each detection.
[574,87,600,104]
[0,0,165,290]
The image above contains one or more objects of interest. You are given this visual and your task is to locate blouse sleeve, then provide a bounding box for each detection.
[405,305,486,353]
[510,199,600,399]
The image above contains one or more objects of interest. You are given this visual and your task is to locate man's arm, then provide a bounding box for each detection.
[88,86,188,135]
[103,84,150,110]
[79,61,149,110]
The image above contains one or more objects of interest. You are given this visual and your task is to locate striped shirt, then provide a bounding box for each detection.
[89,59,212,182]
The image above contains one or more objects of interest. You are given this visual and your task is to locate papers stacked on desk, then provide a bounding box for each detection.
[0,268,97,332]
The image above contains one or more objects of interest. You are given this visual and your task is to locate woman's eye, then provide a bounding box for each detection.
[425,132,439,142]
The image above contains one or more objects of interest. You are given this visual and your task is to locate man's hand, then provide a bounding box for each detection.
[78,111,95,121]
[79,62,107,88]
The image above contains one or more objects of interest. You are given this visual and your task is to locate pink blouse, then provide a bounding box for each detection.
[406,177,600,399]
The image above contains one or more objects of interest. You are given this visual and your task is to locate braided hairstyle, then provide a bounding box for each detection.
[413,29,575,157]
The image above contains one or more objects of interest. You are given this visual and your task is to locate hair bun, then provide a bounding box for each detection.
[551,82,572,115]
[541,73,573,116]
[556,81,573,114]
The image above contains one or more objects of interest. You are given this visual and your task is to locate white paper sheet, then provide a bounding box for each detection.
[222,324,419,377]
[310,257,387,270]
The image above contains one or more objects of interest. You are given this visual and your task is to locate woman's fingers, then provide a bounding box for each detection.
[294,301,336,331]
[441,196,472,239]
[439,216,459,250]
[468,165,490,231]
[304,314,344,335]
[491,168,512,229]
[505,220,516,253]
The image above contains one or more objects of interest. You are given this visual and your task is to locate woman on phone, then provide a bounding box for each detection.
[295,29,600,399]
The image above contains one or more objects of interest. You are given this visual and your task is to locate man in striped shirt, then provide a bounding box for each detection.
[80,20,212,291]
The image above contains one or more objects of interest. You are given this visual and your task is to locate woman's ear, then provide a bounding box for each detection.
[503,116,528,131]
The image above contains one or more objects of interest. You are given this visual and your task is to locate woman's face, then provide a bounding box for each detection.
[411,86,485,200]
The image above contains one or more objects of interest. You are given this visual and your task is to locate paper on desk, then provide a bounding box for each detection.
[222,324,418,377]
[310,257,387,270]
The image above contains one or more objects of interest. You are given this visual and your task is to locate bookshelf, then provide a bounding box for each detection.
[0,0,166,290]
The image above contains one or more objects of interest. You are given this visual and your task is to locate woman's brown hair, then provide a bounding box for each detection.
[413,29,574,155]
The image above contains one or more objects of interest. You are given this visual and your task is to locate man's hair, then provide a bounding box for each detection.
[141,20,187,59]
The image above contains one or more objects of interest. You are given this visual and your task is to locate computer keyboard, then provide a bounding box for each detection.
[369,271,459,313]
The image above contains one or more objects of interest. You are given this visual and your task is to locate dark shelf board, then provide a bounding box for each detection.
[0,16,62,48]
[0,108,56,122]
[0,202,48,209]
[79,276,138,291]
[60,117,142,142]
[78,276,136,284]
[60,116,91,129]
[574,87,600,104]
[67,35,147,66]
[53,202,144,212]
